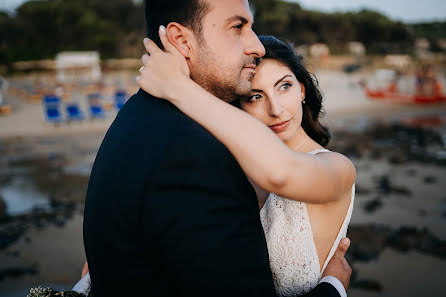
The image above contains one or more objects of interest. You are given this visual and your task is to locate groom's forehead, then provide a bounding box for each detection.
[202,0,253,24]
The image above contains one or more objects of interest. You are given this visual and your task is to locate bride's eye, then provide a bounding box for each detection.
[278,83,292,92]
[248,94,262,102]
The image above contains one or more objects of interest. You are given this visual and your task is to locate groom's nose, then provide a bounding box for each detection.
[243,29,265,58]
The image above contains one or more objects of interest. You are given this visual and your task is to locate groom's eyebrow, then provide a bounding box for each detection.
[274,75,293,87]
[225,15,250,26]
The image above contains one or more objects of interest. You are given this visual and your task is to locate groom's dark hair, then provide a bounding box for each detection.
[144,0,210,49]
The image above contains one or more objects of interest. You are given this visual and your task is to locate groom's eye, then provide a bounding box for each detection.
[234,24,243,30]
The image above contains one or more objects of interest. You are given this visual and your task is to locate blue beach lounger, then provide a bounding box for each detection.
[42,95,63,124]
[88,93,107,119]
[66,102,85,122]
[114,90,127,110]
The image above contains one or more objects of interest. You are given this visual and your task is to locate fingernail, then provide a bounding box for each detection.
[159,25,166,35]
[136,76,141,82]
[143,38,148,43]
[342,237,351,248]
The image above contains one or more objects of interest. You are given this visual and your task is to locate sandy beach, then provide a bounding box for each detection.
[0,70,445,297]
[1,70,444,139]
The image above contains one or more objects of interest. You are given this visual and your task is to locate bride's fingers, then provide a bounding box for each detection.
[158,25,182,57]
[141,53,150,66]
[136,75,145,87]
[143,37,162,55]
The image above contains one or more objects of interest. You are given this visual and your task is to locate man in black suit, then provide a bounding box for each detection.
[83,1,351,296]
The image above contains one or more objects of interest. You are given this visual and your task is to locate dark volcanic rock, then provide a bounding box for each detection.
[329,122,446,166]
[388,227,446,258]
[0,204,78,250]
[347,225,388,262]
[5,250,20,257]
[0,195,6,218]
[417,209,427,217]
[0,265,38,282]
[406,168,417,176]
[389,151,408,164]
[355,185,371,195]
[352,279,383,291]
[347,225,446,263]
[377,176,412,196]
[423,176,437,184]
[390,185,412,196]
[378,176,391,195]
[51,215,66,227]
[363,198,382,213]
[0,221,27,249]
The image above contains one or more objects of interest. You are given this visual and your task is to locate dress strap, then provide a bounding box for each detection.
[306,148,330,155]
[321,183,356,273]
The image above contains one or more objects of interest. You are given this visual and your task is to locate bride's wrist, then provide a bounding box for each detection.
[167,77,196,105]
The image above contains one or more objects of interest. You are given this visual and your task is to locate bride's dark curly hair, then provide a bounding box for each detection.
[236,35,331,146]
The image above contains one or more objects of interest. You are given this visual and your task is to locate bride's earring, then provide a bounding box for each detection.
[302,97,306,104]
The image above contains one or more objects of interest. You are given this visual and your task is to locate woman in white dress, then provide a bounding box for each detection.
[135,32,356,296]
[77,32,355,296]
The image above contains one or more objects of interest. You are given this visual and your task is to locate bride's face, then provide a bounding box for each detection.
[240,59,305,143]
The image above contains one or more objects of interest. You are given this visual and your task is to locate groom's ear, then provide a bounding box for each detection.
[165,22,195,59]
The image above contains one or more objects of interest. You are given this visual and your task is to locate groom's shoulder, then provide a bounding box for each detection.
[110,89,220,148]
[123,89,182,120]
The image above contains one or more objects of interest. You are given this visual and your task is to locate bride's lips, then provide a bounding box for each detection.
[269,119,291,133]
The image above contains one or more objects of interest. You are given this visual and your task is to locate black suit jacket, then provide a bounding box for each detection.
[83,89,340,297]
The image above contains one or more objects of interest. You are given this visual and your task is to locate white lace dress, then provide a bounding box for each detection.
[260,149,355,296]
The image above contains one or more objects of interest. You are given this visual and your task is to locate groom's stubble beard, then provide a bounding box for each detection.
[190,39,255,103]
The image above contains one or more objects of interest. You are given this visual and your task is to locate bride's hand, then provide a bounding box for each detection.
[136,25,191,102]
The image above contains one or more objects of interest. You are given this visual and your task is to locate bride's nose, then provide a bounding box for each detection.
[268,97,284,117]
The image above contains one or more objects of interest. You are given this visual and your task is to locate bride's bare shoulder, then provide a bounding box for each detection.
[314,150,356,196]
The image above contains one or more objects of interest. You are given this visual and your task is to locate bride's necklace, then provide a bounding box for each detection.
[292,139,307,151]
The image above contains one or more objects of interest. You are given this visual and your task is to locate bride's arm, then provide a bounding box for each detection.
[138,27,355,204]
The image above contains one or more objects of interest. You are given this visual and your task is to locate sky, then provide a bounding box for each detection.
[292,0,446,23]
[1,0,445,23]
